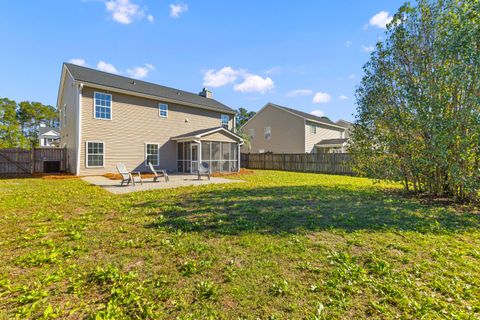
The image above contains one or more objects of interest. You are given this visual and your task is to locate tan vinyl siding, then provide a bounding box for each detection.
[79,87,234,175]
[59,71,78,173]
[304,121,344,153]
[241,104,305,153]
[201,131,237,143]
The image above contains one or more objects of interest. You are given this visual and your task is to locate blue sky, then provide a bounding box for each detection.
[0,1,406,122]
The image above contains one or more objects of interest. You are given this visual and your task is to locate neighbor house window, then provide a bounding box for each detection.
[159,103,168,118]
[310,125,317,134]
[145,143,159,166]
[248,128,254,138]
[264,126,271,140]
[94,92,112,120]
[86,142,104,167]
[221,114,229,129]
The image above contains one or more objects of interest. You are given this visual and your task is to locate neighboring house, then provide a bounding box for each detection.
[57,63,243,175]
[39,126,60,147]
[241,103,351,154]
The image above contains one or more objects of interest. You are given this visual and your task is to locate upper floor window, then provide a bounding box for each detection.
[159,103,168,118]
[264,126,271,140]
[221,114,230,129]
[310,125,317,134]
[248,128,254,139]
[145,143,159,166]
[94,92,112,120]
[86,141,104,167]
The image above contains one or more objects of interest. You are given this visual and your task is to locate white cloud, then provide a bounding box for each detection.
[203,67,244,88]
[69,58,87,67]
[349,74,356,79]
[170,4,188,18]
[368,11,393,29]
[339,94,349,100]
[311,110,325,117]
[362,45,374,53]
[126,63,155,79]
[97,61,118,74]
[105,0,144,24]
[265,66,282,75]
[286,89,313,98]
[313,92,331,104]
[147,14,154,23]
[234,75,274,93]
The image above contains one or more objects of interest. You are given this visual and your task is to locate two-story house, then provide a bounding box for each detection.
[57,63,243,175]
[241,103,351,154]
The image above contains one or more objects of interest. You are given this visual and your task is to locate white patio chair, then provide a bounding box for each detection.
[148,162,169,182]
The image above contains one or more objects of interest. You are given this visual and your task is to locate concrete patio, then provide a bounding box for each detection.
[82,174,244,194]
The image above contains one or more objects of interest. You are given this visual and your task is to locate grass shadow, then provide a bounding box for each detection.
[142,184,480,235]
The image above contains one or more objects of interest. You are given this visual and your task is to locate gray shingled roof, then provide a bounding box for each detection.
[315,138,349,146]
[64,63,235,114]
[269,103,338,126]
[171,127,243,141]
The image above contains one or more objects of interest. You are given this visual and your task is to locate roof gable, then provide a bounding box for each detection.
[64,63,235,114]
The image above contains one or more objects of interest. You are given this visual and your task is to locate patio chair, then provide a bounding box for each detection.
[148,162,169,182]
[197,162,211,180]
[116,163,142,186]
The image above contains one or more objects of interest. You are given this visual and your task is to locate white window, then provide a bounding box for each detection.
[264,126,271,140]
[145,143,159,166]
[159,103,168,118]
[94,92,112,120]
[86,142,104,167]
[310,125,317,134]
[248,128,254,138]
[221,114,229,129]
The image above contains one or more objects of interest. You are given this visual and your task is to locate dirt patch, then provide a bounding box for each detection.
[212,168,255,177]
[103,173,156,180]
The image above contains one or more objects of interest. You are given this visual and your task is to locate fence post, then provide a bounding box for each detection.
[31,146,35,174]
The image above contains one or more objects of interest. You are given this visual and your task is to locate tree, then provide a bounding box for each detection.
[0,98,26,148]
[236,108,256,128]
[350,0,480,202]
[0,97,58,148]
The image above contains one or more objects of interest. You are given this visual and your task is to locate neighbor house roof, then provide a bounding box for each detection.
[268,103,338,126]
[315,138,349,146]
[64,63,236,114]
[39,126,59,136]
[171,127,243,143]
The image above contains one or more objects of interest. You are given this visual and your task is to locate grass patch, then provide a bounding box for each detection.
[0,170,479,318]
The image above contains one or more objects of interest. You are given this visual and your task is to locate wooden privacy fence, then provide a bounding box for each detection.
[241,153,354,175]
[0,148,67,177]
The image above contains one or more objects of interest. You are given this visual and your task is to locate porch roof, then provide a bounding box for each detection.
[170,127,244,144]
[315,138,349,147]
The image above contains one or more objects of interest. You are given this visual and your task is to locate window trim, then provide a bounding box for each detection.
[264,126,271,140]
[85,141,105,168]
[310,125,317,134]
[145,142,160,166]
[93,91,112,120]
[221,114,229,129]
[159,103,168,118]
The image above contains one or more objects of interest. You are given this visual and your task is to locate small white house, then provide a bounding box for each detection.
[39,126,60,147]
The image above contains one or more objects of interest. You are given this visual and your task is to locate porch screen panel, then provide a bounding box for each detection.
[222,142,230,172]
[201,141,211,169]
[231,143,238,172]
[211,142,221,172]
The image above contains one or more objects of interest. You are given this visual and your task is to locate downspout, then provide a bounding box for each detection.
[75,83,83,176]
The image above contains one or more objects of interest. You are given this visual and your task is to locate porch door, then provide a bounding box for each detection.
[191,143,199,174]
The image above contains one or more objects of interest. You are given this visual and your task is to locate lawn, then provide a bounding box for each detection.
[0,171,479,319]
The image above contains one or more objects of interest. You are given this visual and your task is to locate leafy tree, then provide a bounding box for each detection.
[236,108,256,128]
[351,0,480,202]
[0,98,26,148]
[0,97,58,148]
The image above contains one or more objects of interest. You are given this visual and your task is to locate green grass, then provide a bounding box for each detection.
[0,170,479,319]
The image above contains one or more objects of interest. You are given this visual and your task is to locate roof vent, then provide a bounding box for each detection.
[131,80,136,85]
[199,88,213,99]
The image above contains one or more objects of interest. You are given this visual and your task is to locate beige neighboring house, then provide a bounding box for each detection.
[241,103,351,154]
[57,63,243,176]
